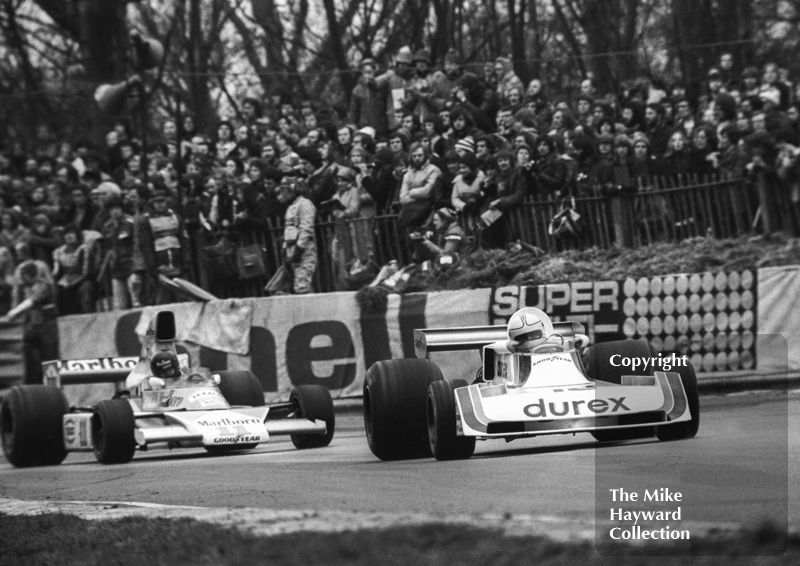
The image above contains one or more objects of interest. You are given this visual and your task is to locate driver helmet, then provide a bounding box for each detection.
[150,351,181,379]
[507,308,548,352]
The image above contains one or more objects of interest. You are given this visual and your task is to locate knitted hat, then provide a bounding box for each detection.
[631,132,650,147]
[454,136,475,154]
[360,58,377,69]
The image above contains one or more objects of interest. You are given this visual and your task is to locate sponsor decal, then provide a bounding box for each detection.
[523,397,630,418]
[62,357,138,371]
[197,416,261,428]
[529,355,572,368]
[189,390,222,402]
[63,415,91,449]
[488,271,757,373]
[212,435,261,444]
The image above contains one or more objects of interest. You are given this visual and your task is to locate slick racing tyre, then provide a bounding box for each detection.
[92,399,136,464]
[427,379,475,461]
[584,340,656,443]
[1,385,69,468]
[363,358,444,461]
[656,360,700,441]
[289,385,335,449]
[216,370,265,407]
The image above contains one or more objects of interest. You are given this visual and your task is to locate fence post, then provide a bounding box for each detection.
[755,171,777,234]
[610,193,634,247]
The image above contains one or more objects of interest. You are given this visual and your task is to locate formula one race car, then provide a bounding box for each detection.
[1,310,334,467]
[363,308,699,461]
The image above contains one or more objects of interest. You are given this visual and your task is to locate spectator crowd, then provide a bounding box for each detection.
[3,46,800,323]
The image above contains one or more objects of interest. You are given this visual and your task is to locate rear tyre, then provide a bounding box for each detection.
[583,340,656,443]
[427,380,475,461]
[216,370,265,407]
[92,399,136,464]
[363,358,444,461]
[290,385,335,449]
[0,385,68,467]
[656,361,700,441]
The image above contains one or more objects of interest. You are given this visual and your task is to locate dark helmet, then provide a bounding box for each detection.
[150,351,180,378]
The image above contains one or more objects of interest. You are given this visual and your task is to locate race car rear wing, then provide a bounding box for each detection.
[43,357,138,388]
[414,326,507,359]
[413,321,587,359]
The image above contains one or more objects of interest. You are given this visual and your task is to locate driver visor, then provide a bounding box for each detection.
[516,329,543,342]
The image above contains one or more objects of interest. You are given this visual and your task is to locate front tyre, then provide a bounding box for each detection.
[656,361,700,441]
[363,358,443,461]
[427,380,475,461]
[584,340,656,443]
[92,399,136,464]
[216,370,265,407]
[0,385,68,467]
[290,385,335,449]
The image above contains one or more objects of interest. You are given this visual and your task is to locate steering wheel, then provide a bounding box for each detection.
[531,334,567,354]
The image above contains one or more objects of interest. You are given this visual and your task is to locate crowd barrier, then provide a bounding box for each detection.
[54,264,797,404]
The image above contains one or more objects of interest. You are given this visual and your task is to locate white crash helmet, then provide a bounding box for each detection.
[507,308,552,351]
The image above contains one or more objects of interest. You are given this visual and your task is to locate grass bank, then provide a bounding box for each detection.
[1,513,796,566]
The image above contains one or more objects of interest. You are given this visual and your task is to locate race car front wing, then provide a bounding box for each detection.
[455,371,690,437]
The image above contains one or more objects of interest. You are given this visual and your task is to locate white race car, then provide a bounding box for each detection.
[1,310,334,467]
[363,308,699,461]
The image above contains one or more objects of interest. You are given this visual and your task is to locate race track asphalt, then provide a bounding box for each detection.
[0,389,797,534]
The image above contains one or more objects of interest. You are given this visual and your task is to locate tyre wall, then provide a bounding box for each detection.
[55,267,796,402]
